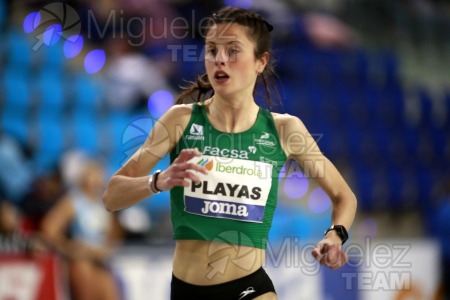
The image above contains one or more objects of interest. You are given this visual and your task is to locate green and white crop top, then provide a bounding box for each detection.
[169,103,287,249]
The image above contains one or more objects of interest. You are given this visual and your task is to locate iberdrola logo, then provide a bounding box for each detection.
[197,157,214,171]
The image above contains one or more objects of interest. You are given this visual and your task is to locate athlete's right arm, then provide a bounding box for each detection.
[102,104,208,212]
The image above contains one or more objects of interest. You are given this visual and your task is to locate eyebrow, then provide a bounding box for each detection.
[205,40,245,46]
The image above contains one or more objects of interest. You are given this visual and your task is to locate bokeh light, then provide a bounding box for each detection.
[43,24,62,46]
[283,171,309,200]
[84,49,106,74]
[63,35,84,58]
[118,206,151,233]
[148,90,175,118]
[23,11,40,33]
[308,187,331,213]
[224,0,253,9]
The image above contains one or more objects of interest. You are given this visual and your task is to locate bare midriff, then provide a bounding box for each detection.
[172,240,265,285]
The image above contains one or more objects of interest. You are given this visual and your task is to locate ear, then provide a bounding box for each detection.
[256,52,269,74]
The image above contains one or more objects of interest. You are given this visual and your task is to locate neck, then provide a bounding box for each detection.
[207,94,259,133]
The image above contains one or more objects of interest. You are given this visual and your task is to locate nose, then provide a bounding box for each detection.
[214,48,227,66]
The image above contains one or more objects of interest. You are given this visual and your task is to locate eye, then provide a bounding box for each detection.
[206,48,217,56]
[228,47,239,55]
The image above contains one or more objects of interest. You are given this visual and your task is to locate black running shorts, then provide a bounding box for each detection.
[171,267,276,300]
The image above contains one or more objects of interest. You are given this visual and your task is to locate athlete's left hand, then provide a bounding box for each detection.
[312,236,348,270]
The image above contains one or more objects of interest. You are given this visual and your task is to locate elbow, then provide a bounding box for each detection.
[345,191,358,216]
[346,190,357,204]
[102,175,122,212]
[350,191,358,208]
[102,188,116,212]
[333,189,357,210]
[102,192,113,212]
[343,190,357,209]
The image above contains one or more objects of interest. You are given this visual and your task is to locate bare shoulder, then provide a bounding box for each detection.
[270,112,308,134]
[158,103,194,131]
[163,103,194,121]
[271,112,298,123]
[271,112,315,158]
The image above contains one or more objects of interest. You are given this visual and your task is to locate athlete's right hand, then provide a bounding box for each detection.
[155,148,208,191]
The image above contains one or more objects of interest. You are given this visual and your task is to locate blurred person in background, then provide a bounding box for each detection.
[41,158,123,300]
[250,0,358,50]
[0,133,33,204]
[0,197,27,253]
[104,36,175,113]
[20,167,64,234]
[0,132,44,254]
[0,191,44,254]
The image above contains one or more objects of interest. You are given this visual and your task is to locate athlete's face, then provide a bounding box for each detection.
[205,23,268,99]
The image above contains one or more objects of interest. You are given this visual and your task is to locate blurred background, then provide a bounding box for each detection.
[0,0,449,299]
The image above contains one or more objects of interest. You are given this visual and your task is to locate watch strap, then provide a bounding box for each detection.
[324,225,348,245]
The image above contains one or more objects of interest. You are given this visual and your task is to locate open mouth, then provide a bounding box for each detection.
[214,71,230,83]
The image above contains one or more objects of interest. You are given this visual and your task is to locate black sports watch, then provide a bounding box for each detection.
[324,225,348,245]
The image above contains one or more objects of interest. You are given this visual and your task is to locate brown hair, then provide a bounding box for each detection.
[176,7,280,109]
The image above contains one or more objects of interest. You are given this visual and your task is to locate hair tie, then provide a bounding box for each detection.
[263,20,273,32]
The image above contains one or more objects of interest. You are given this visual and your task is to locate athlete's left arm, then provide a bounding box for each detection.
[274,113,357,269]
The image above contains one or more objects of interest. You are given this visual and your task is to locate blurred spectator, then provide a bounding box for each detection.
[40,159,123,300]
[0,191,44,254]
[60,150,89,189]
[0,133,33,203]
[104,36,175,113]
[301,12,358,49]
[20,167,64,234]
[250,0,358,49]
[0,199,28,253]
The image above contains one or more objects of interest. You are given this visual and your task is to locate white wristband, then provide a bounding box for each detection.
[147,172,160,195]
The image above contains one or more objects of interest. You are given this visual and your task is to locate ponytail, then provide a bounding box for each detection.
[176,74,213,104]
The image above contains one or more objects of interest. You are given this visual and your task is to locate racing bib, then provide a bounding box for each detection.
[184,155,273,223]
